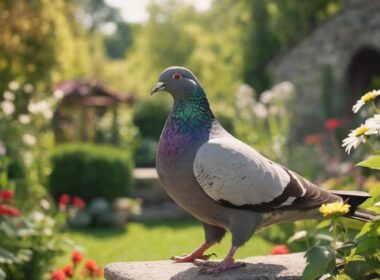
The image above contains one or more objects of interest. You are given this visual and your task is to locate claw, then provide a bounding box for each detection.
[171,252,215,262]
[200,259,245,274]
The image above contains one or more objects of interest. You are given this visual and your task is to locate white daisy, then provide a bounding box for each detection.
[24,83,34,94]
[352,90,380,113]
[22,134,36,146]
[342,124,377,154]
[18,114,31,124]
[3,90,15,101]
[0,100,15,115]
[365,114,380,133]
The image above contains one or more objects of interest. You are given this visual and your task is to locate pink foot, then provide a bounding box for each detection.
[200,258,245,274]
[171,252,216,262]
[170,243,214,263]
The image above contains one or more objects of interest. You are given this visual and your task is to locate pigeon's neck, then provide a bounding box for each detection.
[170,86,215,133]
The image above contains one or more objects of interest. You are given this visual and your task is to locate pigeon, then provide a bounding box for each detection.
[151,66,376,274]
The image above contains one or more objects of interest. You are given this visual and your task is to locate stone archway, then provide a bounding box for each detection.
[346,47,380,113]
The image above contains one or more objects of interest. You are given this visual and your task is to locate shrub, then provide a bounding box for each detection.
[133,97,171,140]
[49,144,134,202]
[134,138,157,167]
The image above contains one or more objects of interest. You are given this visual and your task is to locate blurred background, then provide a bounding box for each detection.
[1,0,380,279]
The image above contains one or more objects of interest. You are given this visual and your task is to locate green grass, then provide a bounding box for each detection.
[56,219,276,268]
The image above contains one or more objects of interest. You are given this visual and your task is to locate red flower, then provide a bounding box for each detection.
[84,259,103,277]
[59,194,70,210]
[271,245,290,255]
[304,133,324,145]
[71,251,84,265]
[50,270,66,280]
[0,189,13,201]
[0,204,20,217]
[62,264,74,278]
[324,118,342,131]
[85,259,97,272]
[72,197,85,209]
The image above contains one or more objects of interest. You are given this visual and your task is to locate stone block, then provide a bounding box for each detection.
[105,253,306,280]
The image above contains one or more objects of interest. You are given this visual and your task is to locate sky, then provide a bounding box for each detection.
[105,0,212,23]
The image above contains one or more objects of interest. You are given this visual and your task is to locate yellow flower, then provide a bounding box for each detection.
[319,201,350,217]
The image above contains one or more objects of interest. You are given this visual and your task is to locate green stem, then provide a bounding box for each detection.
[332,218,337,255]
[365,138,380,155]
[371,101,380,113]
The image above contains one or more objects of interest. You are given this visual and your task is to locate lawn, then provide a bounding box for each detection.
[56,219,278,268]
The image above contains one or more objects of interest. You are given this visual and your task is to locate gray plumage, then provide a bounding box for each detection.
[151,66,374,273]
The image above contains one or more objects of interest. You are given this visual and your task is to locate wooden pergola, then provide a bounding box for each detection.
[53,79,133,145]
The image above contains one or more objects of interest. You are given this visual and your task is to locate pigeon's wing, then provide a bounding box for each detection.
[193,136,337,211]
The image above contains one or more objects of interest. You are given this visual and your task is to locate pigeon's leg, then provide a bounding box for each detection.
[200,246,244,274]
[171,223,226,263]
[171,242,215,262]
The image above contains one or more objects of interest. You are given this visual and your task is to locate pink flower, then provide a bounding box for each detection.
[50,270,66,280]
[271,245,290,255]
[72,197,85,209]
[325,118,342,131]
[0,189,13,201]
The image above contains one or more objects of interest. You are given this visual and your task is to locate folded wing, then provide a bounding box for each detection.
[193,136,338,212]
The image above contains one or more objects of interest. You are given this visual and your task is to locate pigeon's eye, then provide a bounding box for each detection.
[173,73,182,80]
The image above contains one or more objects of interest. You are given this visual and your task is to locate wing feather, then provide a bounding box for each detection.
[193,137,291,206]
[193,136,340,212]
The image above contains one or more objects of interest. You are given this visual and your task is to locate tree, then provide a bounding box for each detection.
[242,0,342,92]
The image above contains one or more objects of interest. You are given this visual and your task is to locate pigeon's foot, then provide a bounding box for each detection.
[171,252,216,262]
[170,243,214,263]
[199,258,245,274]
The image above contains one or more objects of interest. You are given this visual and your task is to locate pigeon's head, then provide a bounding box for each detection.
[151,66,200,100]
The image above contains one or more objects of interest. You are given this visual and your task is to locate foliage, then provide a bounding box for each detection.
[49,143,134,202]
[0,82,62,207]
[241,0,342,92]
[233,82,295,163]
[0,0,92,90]
[50,250,103,279]
[134,139,158,168]
[298,90,380,279]
[133,97,171,140]
[0,168,72,280]
[124,0,244,105]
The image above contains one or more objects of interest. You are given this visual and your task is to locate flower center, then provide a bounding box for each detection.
[361,91,377,103]
[355,126,368,137]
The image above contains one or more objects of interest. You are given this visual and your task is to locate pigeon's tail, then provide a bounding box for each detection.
[329,190,378,222]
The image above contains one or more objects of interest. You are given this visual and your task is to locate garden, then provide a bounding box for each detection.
[0,1,379,279]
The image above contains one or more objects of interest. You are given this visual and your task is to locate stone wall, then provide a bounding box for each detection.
[268,0,380,136]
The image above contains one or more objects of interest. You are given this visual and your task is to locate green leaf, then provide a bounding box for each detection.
[336,241,357,258]
[356,222,371,239]
[302,246,336,280]
[0,248,16,264]
[357,155,380,170]
[345,260,372,280]
[288,230,307,243]
[355,236,380,255]
[0,267,6,280]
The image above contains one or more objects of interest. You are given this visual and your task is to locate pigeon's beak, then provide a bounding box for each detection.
[151,82,166,95]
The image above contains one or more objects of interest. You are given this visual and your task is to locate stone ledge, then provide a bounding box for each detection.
[105,253,306,280]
